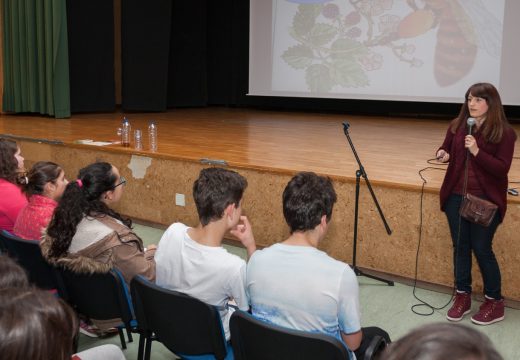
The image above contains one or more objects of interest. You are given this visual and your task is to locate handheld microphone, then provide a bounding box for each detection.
[467,117,476,135]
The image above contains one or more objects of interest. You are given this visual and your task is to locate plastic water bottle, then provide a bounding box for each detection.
[121,117,131,147]
[148,121,157,152]
[134,129,143,150]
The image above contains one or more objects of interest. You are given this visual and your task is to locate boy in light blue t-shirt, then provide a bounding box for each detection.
[247,172,390,359]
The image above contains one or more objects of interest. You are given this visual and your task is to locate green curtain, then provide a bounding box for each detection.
[2,0,70,118]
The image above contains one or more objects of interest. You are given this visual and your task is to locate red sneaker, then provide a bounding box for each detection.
[79,320,100,338]
[447,292,471,321]
[471,297,505,325]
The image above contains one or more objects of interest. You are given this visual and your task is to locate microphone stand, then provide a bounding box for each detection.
[342,122,394,286]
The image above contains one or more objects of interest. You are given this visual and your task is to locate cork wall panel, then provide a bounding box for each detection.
[19,142,520,301]
[19,141,53,168]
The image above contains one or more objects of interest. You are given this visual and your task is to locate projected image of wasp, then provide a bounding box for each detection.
[281,0,502,92]
[399,0,502,86]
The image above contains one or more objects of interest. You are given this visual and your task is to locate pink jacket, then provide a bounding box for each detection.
[0,178,28,232]
[14,195,57,240]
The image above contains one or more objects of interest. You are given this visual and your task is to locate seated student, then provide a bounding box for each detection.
[41,162,156,285]
[0,254,29,289]
[155,167,256,341]
[0,256,125,360]
[0,287,79,360]
[381,322,502,360]
[0,287,125,360]
[14,161,68,240]
[247,172,390,360]
[0,138,27,232]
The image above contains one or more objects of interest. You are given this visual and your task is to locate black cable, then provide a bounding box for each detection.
[410,159,455,316]
[509,155,519,184]
[411,153,516,315]
[412,144,519,315]
[426,158,443,165]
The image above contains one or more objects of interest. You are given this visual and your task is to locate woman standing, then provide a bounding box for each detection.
[436,83,517,325]
[41,162,156,285]
[14,162,68,240]
[0,138,27,232]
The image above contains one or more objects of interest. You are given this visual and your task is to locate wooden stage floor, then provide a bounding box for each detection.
[3,107,520,301]
[1,107,519,195]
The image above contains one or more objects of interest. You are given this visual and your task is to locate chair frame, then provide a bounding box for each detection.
[230,311,387,360]
[58,266,136,349]
[0,230,63,291]
[131,275,229,360]
[230,310,350,360]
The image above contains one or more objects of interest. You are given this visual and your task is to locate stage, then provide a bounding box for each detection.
[2,108,519,301]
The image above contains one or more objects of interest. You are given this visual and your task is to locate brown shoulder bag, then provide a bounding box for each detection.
[459,193,498,227]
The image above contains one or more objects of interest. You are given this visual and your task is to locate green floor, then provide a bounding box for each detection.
[77,223,520,360]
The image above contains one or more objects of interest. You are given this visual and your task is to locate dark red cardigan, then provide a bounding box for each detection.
[438,123,517,222]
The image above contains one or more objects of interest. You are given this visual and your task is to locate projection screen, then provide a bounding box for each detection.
[249,0,520,105]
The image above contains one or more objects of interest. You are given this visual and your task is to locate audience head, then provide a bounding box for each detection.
[0,287,78,360]
[283,172,337,234]
[20,161,67,201]
[0,138,24,183]
[0,254,29,289]
[193,167,248,226]
[382,322,502,360]
[46,162,130,259]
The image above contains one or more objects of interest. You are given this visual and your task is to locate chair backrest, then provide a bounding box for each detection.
[131,275,228,360]
[0,230,62,290]
[0,230,9,253]
[230,311,350,360]
[58,266,133,325]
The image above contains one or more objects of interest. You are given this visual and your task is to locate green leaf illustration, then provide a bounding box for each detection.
[330,59,369,88]
[330,38,368,60]
[293,4,322,37]
[308,23,337,47]
[282,44,315,69]
[306,64,334,93]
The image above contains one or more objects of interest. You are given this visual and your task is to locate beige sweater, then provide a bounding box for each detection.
[41,214,156,285]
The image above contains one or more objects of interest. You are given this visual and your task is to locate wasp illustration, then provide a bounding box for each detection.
[397,0,502,87]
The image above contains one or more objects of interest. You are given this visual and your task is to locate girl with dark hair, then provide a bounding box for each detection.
[0,138,27,232]
[41,162,156,286]
[382,323,502,360]
[0,287,126,360]
[0,254,29,289]
[0,288,78,360]
[436,83,517,325]
[13,161,68,240]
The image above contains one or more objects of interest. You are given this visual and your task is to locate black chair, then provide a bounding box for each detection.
[0,230,9,253]
[363,335,387,360]
[131,275,232,360]
[0,230,62,291]
[230,310,385,360]
[58,266,136,349]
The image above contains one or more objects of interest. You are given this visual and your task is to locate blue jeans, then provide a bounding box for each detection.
[444,194,501,299]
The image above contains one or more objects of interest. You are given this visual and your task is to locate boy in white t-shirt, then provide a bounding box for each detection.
[154,167,256,340]
[247,172,390,359]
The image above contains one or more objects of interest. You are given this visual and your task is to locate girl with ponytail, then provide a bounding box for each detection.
[14,161,67,240]
[41,162,156,287]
